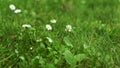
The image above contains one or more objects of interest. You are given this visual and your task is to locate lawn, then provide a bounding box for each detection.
[0,0,120,68]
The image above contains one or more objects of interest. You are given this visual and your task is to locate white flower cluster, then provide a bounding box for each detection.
[21,18,72,44]
[9,4,21,13]
[46,24,52,31]
[45,19,57,31]
[65,25,72,32]
[46,19,72,32]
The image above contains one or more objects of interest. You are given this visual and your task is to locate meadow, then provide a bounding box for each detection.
[0,0,120,68]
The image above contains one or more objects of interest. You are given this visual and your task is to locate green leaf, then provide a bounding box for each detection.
[38,56,45,65]
[63,37,73,48]
[46,63,55,68]
[74,54,86,62]
[63,49,75,65]
[19,56,25,61]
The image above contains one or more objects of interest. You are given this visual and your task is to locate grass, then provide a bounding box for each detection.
[0,0,120,68]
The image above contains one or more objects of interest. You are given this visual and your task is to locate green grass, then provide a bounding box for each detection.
[0,0,120,68]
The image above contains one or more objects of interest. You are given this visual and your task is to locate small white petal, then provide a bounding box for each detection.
[46,37,53,43]
[30,47,33,50]
[14,9,21,13]
[36,38,42,42]
[9,4,16,10]
[22,24,31,28]
[50,19,57,23]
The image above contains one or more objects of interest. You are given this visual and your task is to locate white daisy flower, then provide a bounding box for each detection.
[22,24,31,28]
[50,19,57,23]
[14,9,21,13]
[46,24,52,31]
[65,25,72,32]
[9,4,16,10]
[46,37,53,43]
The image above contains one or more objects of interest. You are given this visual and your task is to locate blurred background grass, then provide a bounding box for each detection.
[0,0,120,68]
